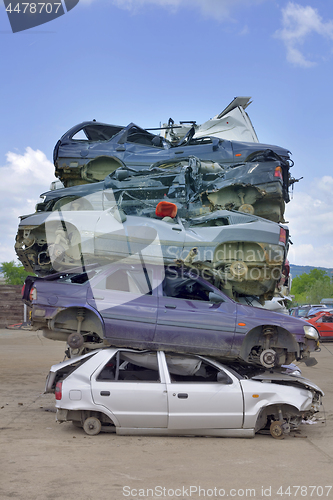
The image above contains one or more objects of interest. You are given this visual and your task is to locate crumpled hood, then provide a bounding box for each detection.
[251,371,324,396]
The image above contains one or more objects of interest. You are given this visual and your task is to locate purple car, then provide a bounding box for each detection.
[22,263,319,368]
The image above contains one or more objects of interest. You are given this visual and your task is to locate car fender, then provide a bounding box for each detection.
[240,379,312,428]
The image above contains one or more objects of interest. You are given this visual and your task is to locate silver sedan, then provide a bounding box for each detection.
[45,348,323,439]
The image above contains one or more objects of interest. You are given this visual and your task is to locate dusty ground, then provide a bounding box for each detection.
[1,329,333,500]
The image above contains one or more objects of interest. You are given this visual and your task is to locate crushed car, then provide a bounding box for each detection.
[53,119,291,188]
[22,262,320,367]
[162,96,259,143]
[16,179,290,302]
[32,153,294,223]
[44,347,323,438]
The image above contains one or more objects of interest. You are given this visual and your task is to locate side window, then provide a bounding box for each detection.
[165,355,231,384]
[126,126,164,148]
[97,351,160,382]
[94,269,152,295]
[163,274,210,301]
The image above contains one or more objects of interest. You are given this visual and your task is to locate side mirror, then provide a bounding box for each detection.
[209,292,224,304]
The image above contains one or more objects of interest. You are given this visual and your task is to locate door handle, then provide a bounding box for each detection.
[94,297,104,300]
[177,393,188,399]
[165,305,176,309]
[100,391,110,396]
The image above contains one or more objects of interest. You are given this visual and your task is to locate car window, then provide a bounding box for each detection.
[163,273,211,301]
[165,354,231,384]
[94,269,152,295]
[126,126,164,148]
[72,124,123,142]
[97,351,160,382]
[318,316,333,323]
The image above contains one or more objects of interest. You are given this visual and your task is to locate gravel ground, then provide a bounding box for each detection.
[1,328,333,500]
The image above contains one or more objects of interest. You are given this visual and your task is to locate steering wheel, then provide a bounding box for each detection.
[176,126,195,147]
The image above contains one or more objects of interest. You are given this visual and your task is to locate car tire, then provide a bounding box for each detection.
[83,416,102,436]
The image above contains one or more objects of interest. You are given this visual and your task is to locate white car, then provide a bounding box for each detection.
[45,348,323,439]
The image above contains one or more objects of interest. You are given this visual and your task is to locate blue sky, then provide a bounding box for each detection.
[0,0,332,268]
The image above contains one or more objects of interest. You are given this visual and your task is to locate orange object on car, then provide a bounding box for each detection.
[155,201,177,218]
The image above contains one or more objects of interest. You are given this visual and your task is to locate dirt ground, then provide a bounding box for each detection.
[1,329,333,500]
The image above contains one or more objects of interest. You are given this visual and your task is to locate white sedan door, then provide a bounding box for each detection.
[162,354,244,430]
[91,351,168,429]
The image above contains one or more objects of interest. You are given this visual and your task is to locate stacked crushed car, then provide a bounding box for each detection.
[19,98,323,438]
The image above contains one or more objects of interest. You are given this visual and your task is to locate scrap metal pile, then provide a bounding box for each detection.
[18,97,320,367]
[16,97,295,306]
[17,99,325,440]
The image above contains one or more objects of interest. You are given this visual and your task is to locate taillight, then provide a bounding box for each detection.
[55,381,62,400]
[156,201,177,218]
[274,166,283,180]
[21,284,25,298]
[279,228,287,244]
[29,287,37,301]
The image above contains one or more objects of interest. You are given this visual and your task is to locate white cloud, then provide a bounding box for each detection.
[285,176,333,267]
[0,148,56,264]
[275,2,333,67]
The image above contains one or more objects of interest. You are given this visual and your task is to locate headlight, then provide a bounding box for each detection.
[303,325,319,340]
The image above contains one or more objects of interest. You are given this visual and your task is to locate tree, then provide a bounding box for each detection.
[1,261,33,285]
[291,268,332,305]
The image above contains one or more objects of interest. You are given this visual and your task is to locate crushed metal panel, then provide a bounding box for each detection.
[162,97,259,143]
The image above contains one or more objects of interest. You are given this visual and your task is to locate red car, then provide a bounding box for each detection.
[306,311,333,341]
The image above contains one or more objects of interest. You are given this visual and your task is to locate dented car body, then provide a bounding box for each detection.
[53,120,291,188]
[45,347,323,438]
[39,154,293,223]
[162,97,259,144]
[23,263,320,367]
[16,180,289,301]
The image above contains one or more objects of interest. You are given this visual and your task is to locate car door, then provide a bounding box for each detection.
[314,316,333,338]
[91,350,168,428]
[87,265,158,344]
[155,272,236,356]
[160,353,243,429]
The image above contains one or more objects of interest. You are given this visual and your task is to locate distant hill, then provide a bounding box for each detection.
[290,264,333,279]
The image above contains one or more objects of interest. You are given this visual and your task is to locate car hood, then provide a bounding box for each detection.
[251,371,324,395]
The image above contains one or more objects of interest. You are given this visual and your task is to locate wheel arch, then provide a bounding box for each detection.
[255,403,303,433]
[48,305,105,339]
[240,325,299,362]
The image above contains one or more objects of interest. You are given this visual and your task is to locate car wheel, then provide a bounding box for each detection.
[259,348,277,368]
[270,420,284,439]
[83,417,102,436]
